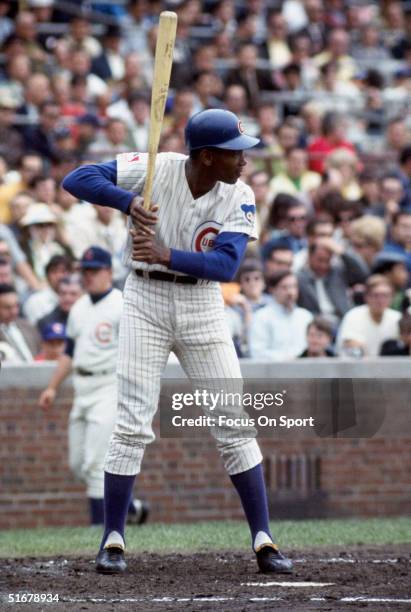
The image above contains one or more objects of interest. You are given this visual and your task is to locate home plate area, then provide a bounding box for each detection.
[2,545,410,611]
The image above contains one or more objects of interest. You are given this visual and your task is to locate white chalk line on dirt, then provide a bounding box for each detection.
[340,597,411,603]
[294,557,403,564]
[59,595,411,605]
[242,581,335,587]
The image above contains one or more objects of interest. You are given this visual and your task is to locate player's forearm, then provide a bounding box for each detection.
[169,233,248,282]
[47,354,72,392]
[62,161,134,214]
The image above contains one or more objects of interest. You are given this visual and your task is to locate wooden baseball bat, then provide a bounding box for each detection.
[142,11,178,211]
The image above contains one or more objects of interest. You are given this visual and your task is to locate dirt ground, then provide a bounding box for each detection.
[1,545,410,611]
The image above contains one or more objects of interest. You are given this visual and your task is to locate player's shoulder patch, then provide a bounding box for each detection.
[240,203,256,225]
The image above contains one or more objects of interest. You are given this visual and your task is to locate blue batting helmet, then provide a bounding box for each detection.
[185,109,260,151]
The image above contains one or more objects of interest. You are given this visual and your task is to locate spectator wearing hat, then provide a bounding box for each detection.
[0,283,40,363]
[249,270,312,361]
[35,321,67,362]
[372,251,409,312]
[20,203,71,281]
[336,275,401,358]
[225,258,270,357]
[299,316,335,358]
[381,313,411,356]
[0,90,24,167]
[23,253,72,324]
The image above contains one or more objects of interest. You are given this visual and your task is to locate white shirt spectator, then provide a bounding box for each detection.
[336,305,401,357]
[23,287,57,324]
[249,298,313,360]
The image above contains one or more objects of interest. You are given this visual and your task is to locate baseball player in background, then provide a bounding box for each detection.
[38,246,148,526]
[63,109,293,575]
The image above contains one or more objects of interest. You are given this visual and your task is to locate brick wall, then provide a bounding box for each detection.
[1,375,410,529]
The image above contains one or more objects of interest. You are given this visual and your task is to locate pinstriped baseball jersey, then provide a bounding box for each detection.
[116,152,258,273]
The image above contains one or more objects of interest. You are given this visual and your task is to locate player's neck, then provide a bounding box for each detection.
[185,159,217,200]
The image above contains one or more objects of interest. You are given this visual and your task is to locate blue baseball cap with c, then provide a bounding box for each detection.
[80,246,112,270]
[41,322,67,342]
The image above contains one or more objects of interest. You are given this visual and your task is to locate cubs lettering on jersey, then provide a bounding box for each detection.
[191,220,222,252]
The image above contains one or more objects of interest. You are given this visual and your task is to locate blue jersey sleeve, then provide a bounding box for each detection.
[62,160,134,214]
[169,232,249,282]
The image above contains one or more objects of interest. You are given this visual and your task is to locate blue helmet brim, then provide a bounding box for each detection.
[190,134,260,151]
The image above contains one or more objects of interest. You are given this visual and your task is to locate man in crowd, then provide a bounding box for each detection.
[225,258,270,357]
[381,313,411,356]
[250,270,312,360]
[23,254,73,324]
[297,237,368,325]
[37,275,83,332]
[262,239,294,280]
[336,275,401,357]
[0,283,40,362]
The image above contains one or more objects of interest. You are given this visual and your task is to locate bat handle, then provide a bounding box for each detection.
[142,151,156,211]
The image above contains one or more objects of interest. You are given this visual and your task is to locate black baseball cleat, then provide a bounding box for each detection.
[95,547,127,574]
[256,545,293,574]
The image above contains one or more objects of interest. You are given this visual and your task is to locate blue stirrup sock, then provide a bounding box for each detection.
[230,463,275,552]
[100,472,136,550]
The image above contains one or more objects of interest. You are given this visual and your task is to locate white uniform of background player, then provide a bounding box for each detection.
[67,285,122,498]
[105,151,263,477]
[39,247,148,525]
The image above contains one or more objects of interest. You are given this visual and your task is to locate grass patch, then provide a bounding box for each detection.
[0,517,410,558]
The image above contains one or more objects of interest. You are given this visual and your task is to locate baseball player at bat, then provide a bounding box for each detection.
[38,247,149,527]
[62,109,293,575]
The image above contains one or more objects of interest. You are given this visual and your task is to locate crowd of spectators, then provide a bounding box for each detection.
[0,0,411,364]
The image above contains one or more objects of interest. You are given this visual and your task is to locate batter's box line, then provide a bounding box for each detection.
[58,595,411,605]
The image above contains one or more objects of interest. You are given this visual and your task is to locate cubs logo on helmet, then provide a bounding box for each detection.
[241,204,256,225]
[192,220,222,252]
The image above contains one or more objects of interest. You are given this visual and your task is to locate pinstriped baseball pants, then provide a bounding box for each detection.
[104,272,263,476]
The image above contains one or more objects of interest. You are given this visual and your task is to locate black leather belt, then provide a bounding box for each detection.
[75,368,115,377]
[135,269,198,285]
